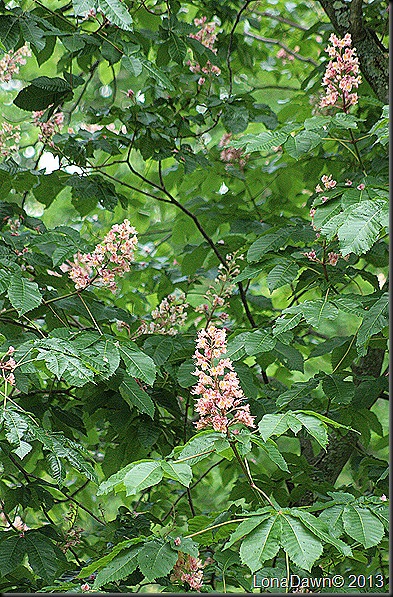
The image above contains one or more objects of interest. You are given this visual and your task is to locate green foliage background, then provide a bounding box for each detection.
[0,0,389,593]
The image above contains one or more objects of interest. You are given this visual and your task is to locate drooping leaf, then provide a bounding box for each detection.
[161,460,193,487]
[98,0,133,30]
[7,275,42,316]
[122,461,164,496]
[267,260,299,293]
[120,374,155,418]
[342,505,384,548]
[280,514,323,572]
[338,199,388,256]
[118,342,157,385]
[239,516,281,572]
[93,546,141,588]
[137,540,178,581]
[356,293,388,356]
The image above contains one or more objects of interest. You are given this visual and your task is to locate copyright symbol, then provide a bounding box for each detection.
[332,575,345,587]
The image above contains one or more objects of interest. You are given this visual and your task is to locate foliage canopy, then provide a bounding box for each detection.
[0,0,389,593]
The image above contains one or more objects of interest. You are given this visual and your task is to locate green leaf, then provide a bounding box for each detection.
[0,535,26,575]
[7,275,42,316]
[0,16,20,51]
[177,431,223,465]
[73,1,96,16]
[119,342,157,385]
[356,293,388,356]
[251,436,289,472]
[177,360,196,388]
[123,461,163,496]
[161,460,192,487]
[338,200,388,256]
[224,514,271,550]
[93,547,141,588]
[168,33,187,64]
[267,260,298,292]
[273,313,302,336]
[140,57,175,90]
[2,407,32,459]
[258,413,289,442]
[232,131,288,153]
[14,77,72,111]
[79,539,142,577]
[35,338,96,387]
[98,0,133,30]
[292,412,328,449]
[239,516,281,572]
[137,540,178,581]
[322,375,354,405]
[276,380,319,409]
[244,330,276,356]
[24,532,62,582]
[285,130,321,159]
[291,509,351,556]
[280,514,323,572]
[247,228,291,262]
[342,505,384,548]
[122,54,143,76]
[120,374,155,418]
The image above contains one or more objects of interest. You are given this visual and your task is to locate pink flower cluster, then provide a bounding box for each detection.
[191,325,255,433]
[61,219,138,293]
[315,174,337,193]
[0,123,21,157]
[33,110,64,146]
[276,48,295,63]
[0,510,29,532]
[320,33,361,110]
[170,553,205,591]
[0,44,31,83]
[303,249,341,266]
[219,133,249,170]
[1,346,16,386]
[137,292,188,336]
[187,16,221,85]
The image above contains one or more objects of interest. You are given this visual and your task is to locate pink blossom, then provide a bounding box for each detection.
[328,251,340,266]
[320,33,361,111]
[303,250,319,262]
[357,183,365,190]
[171,553,205,591]
[188,17,221,82]
[63,219,138,292]
[33,110,64,145]
[0,123,21,157]
[191,325,255,433]
[137,291,188,336]
[345,179,352,186]
[0,44,31,83]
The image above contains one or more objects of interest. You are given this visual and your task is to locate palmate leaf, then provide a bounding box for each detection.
[98,460,163,496]
[258,413,289,442]
[0,535,26,575]
[118,341,156,385]
[35,338,96,387]
[98,0,133,30]
[224,514,271,550]
[24,532,63,582]
[267,260,298,292]
[7,275,42,316]
[342,505,384,548]
[337,199,388,256]
[291,509,351,557]
[137,540,178,581]
[2,407,32,459]
[356,293,388,356]
[247,228,291,262]
[239,516,281,572]
[251,437,289,472]
[161,460,193,486]
[120,374,155,418]
[93,546,141,588]
[280,514,323,572]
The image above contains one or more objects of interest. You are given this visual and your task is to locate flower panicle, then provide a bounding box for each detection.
[320,33,361,110]
[62,219,138,292]
[191,325,255,433]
